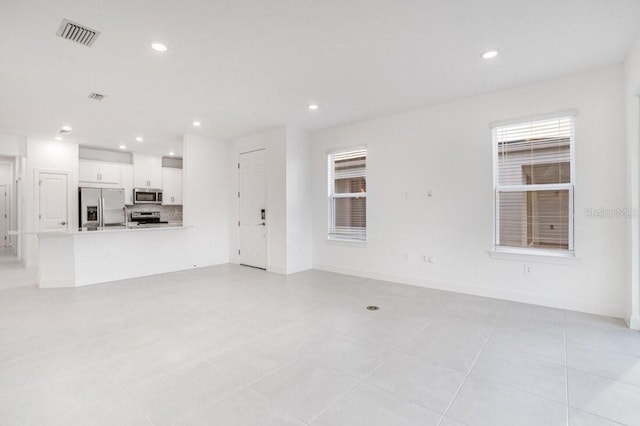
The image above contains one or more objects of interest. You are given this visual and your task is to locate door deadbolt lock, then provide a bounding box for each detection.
[261,209,266,220]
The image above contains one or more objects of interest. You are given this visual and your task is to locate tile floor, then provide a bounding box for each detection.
[0,262,639,425]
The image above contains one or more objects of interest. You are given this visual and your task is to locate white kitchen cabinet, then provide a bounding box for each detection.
[78,160,122,185]
[133,154,162,188]
[121,165,134,205]
[162,167,183,205]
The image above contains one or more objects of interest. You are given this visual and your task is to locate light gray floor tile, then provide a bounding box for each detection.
[344,311,430,350]
[1,263,638,424]
[567,342,640,387]
[403,317,493,372]
[569,408,624,426]
[566,323,640,358]
[49,395,152,426]
[568,368,640,426]
[300,335,395,378]
[128,362,244,426]
[366,352,466,413]
[311,382,442,426]
[485,327,565,365]
[439,418,467,426]
[182,388,306,426]
[103,334,202,390]
[207,339,296,386]
[446,374,567,426]
[251,359,358,422]
[471,346,566,403]
[0,365,122,425]
[497,303,566,339]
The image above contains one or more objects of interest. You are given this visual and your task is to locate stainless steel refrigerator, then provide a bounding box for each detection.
[79,187,126,228]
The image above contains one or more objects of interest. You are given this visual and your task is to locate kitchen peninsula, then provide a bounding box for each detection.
[38,224,191,288]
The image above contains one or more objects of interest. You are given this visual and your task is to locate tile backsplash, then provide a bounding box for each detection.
[126,204,183,222]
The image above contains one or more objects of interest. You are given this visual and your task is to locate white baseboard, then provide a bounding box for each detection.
[628,315,640,330]
[267,265,287,275]
[286,264,312,275]
[314,263,626,320]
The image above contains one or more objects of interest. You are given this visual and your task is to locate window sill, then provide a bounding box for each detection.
[325,238,368,247]
[488,247,579,264]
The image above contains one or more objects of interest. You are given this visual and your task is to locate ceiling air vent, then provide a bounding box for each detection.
[88,92,106,101]
[56,19,100,47]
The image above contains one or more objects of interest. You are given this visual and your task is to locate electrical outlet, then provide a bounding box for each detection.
[524,264,533,275]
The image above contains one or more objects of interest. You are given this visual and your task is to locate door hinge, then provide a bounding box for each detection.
[38,180,42,186]
[39,214,41,220]
[237,221,240,226]
[237,163,240,169]
[237,192,240,198]
[238,249,240,255]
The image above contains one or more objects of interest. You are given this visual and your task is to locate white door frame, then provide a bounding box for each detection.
[34,169,72,232]
[237,148,268,269]
[0,184,7,247]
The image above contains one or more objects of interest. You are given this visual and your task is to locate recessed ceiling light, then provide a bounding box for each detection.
[135,136,143,142]
[308,104,319,110]
[169,152,175,156]
[119,145,126,150]
[192,121,201,127]
[151,42,167,52]
[54,136,62,141]
[60,125,73,132]
[482,50,498,59]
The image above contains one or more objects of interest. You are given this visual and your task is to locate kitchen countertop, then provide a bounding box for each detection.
[10,223,188,235]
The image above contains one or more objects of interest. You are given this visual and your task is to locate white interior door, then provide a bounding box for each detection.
[239,149,267,269]
[0,185,7,247]
[38,172,68,232]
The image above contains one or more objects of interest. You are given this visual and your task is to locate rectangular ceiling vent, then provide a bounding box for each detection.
[88,92,106,101]
[56,18,100,47]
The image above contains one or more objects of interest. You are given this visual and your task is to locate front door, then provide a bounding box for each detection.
[239,149,267,269]
[38,172,68,232]
[0,185,6,247]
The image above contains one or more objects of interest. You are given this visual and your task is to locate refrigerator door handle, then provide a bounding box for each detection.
[98,197,103,228]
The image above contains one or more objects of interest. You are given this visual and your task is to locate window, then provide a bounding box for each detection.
[493,116,575,252]
[328,148,367,241]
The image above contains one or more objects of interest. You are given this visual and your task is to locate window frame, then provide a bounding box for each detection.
[327,146,367,243]
[492,114,576,256]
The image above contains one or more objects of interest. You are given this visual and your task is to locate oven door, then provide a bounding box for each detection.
[134,189,161,204]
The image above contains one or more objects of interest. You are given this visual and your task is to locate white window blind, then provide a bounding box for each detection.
[493,116,575,251]
[328,148,367,241]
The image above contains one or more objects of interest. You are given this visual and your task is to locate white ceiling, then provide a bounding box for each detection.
[1,0,639,156]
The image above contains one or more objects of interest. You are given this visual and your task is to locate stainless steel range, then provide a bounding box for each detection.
[130,211,168,225]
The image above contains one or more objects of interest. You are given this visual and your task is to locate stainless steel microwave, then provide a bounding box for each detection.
[133,188,163,204]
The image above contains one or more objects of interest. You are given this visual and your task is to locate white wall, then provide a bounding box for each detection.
[183,133,230,266]
[24,138,79,267]
[625,35,640,329]
[312,65,628,318]
[230,127,288,273]
[0,134,26,157]
[286,128,313,273]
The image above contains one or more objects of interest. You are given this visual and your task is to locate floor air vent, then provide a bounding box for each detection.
[56,19,100,47]
[88,92,106,101]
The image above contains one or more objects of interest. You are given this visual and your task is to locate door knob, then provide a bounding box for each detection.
[60,221,66,225]
[259,222,266,226]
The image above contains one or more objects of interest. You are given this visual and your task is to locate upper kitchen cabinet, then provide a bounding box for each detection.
[133,153,162,188]
[78,160,122,185]
[162,167,183,205]
[121,165,134,205]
